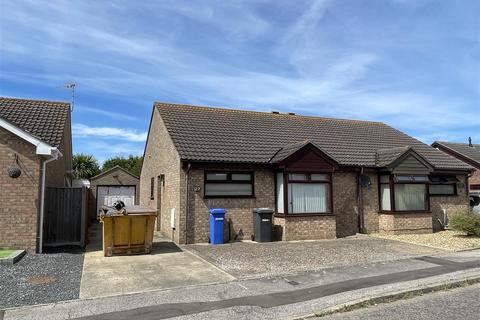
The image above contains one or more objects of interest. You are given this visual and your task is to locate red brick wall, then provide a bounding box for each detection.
[0,128,41,251]
[470,169,480,188]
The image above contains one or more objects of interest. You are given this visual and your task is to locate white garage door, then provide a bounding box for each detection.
[97,186,135,212]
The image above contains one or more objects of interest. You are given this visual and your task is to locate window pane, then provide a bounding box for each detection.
[276,173,284,213]
[311,173,329,181]
[430,184,455,195]
[288,183,329,213]
[288,173,307,181]
[395,175,413,182]
[413,176,429,182]
[206,173,227,181]
[380,184,391,211]
[394,184,426,211]
[232,173,251,181]
[380,175,390,183]
[205,183,252,196]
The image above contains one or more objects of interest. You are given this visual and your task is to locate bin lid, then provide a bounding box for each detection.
[209,208,226,215]
[252,208,274,214]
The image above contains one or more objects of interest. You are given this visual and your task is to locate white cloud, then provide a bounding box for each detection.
[75,106,139,122]
[72,124,147,142]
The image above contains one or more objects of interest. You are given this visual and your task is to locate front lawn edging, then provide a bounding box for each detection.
[0,250,26,265]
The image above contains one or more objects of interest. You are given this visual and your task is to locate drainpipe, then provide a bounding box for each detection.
[184,162,192,244]
[38,148,62,253]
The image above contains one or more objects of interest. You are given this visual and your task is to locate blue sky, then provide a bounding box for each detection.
[0,0,479,163]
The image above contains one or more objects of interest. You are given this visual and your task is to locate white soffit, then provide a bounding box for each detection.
[0,117,56,155]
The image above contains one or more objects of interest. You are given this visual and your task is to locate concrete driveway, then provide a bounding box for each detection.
[80,233,234,299]
[184,235,444,279]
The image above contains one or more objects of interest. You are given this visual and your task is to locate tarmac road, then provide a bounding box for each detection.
[322,283,480,320]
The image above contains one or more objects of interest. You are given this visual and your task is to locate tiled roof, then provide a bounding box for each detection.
[0,97,70,147]
[376,146,412,167]
[433,141,480,167]
[155,102,472,171]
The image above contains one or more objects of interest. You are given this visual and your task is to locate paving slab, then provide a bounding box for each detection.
[79,241,234,299]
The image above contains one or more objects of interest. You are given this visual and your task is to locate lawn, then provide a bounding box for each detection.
[371,231,480,251]
[0,249,14,258]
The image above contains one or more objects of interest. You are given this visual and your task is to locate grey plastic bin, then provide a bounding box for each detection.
[252,208,274,242]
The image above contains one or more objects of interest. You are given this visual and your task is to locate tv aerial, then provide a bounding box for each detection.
[63,82,76,112]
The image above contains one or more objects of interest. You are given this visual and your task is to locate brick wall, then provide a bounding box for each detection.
[470,169,480,187]
[430,174,470,231]
[362,171,380,233]
[0,128,41,251]
[140,109,182,242]
[89,167,140,220]
[333,171,359,237]
[379,212,432,234]
[185,166,275,243]
[274,215,336,241]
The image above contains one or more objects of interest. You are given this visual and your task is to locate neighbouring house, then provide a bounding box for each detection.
[0,97,72,251]
[432,139,480,211]
[88,165,140,221]
[140,102,473,244]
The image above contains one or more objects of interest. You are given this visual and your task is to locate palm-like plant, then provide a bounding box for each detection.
[73,154,101,179]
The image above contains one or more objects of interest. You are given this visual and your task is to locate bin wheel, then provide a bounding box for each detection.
[251,234,255,241]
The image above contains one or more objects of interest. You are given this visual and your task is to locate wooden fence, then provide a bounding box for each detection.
[43,187,87,247]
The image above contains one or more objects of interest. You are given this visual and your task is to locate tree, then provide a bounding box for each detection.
[73,153,101,179]
[102,155,143,177]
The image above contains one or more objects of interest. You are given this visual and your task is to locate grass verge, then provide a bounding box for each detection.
[0,250,14,259]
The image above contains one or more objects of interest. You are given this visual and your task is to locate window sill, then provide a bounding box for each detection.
[203,195,256,199]
[429,194,457,197]
[274,213,335,218]
[379,210,432,214]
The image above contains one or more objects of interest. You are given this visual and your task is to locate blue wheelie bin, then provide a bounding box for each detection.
[209,208,226,244]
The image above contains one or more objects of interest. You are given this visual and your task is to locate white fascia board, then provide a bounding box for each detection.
[0,117,56,155]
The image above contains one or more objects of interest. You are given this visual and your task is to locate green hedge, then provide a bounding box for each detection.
[449,212,480,236]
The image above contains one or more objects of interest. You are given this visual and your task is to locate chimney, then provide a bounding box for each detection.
[469,137,473,147]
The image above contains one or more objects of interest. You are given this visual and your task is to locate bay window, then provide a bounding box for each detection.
[276,172,332,214]
[204,171,254,197]
[380,175,429,212]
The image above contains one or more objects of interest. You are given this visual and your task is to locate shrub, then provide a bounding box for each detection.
[449,211,480,236]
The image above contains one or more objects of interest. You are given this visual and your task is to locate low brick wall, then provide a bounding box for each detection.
[379,212,433,234]
[273,215,336,241]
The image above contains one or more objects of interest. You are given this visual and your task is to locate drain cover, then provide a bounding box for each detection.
[28,276,57,284]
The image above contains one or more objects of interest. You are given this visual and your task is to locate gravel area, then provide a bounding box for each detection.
[371,231,480,252]
[0,249,84,309]
[185,236,442,279]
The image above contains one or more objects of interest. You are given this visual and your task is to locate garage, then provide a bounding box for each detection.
[97,186,136,208]
[88,166,140,221]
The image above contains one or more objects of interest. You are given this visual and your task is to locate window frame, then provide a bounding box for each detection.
[428,175,458,196]
[275,171,333,216]
[378,174,430,213]
[203,171,255,198]
[150,177,155,200]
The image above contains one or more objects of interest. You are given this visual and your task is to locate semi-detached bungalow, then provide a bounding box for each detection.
[140,102,473,244]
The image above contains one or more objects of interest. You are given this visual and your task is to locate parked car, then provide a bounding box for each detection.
[470,194,480,213]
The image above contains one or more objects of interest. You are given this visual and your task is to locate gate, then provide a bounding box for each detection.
[44,187,87,247]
